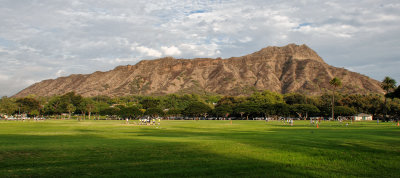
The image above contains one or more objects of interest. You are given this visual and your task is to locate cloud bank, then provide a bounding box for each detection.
[0,0,399,96]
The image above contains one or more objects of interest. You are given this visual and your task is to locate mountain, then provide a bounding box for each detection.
[14,44,383,97]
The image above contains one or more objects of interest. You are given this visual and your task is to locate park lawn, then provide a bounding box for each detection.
[0,119,399,177]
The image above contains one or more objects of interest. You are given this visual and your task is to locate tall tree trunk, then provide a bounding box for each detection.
[88,111,91,120]
[332,87,335,121]
[384,96,387,121]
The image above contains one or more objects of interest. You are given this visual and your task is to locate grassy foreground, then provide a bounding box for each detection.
[0,119,399,177]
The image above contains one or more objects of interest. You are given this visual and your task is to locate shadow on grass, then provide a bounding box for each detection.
[0,123,399,177]
[0,134,315,177]
[124,126,400,177]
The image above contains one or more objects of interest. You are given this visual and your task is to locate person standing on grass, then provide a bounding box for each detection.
[126,118,129,124]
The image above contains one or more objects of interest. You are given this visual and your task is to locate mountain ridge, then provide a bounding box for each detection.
[14,44,383,97]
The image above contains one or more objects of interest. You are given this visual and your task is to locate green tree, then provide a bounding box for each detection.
[284,93,307,105]
[248,91,284,105]
[183,101,212,119]
[145,108,165,117]
[16,97,40,115]
[30,110,40,117]
[314,93,333,117]
[214,104,233,118]
[234,102,260,120]
[45,96,63,116]
[94,102,110,119]
[119,106,142,119]
[387,86,400,99]
[66,104,76,119]
[92,95,112,104]
[61,92,83,107]
[291,104,320,119]
[365,94,384,119]
[140,98,160,109]
[274,103,291,117]
[161,94,201,111]
[339,94,369,114]
[335,106,356,116]
[204,94,222,104]
[329,77,342,120]
[381,76,396,121]
[388,99,400,119]
[85,99,95,120]
[217,96,236,106]
[166,108,182,118]
[78,98,95,120]
[260,103,275,118]
[0,96,17,115]
[100,107,121,119]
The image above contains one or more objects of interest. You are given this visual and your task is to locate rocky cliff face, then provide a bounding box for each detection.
[14,44,383,97]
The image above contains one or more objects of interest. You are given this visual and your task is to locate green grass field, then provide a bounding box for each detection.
[0,119,399,177]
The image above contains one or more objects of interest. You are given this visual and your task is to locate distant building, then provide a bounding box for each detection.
[354,113,373,121]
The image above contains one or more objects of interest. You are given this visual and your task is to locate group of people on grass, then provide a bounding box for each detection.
[125,117,161,126]
[282,119,294,126]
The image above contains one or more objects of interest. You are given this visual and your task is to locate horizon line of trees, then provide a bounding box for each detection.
[1,76,400,121]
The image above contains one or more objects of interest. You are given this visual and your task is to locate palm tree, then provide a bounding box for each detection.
[381,76,396,121]
[66,104,76,120]
[329,77,342,121]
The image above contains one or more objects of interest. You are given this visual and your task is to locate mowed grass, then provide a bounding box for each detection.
[0,119,399,177]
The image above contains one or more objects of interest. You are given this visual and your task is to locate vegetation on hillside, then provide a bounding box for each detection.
[2,81,400,121]
[2,76,400,121]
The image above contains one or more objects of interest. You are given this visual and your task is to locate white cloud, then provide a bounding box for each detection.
[161,46,182,56]
[110,57,140,64]
[292,24,357,38]
[0,0,400,96]
[56,70,67,77]
[133,46,162,58]
[0,74,9,80]
[179,43,221,57]
[239,37,253,43]
[0,47,7,53]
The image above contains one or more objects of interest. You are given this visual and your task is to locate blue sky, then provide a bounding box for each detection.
[0,0,399,96]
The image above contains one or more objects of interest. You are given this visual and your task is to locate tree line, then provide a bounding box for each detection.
[1,77,400,121]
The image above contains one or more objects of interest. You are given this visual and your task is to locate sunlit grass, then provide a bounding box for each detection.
[0,119,399,177]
